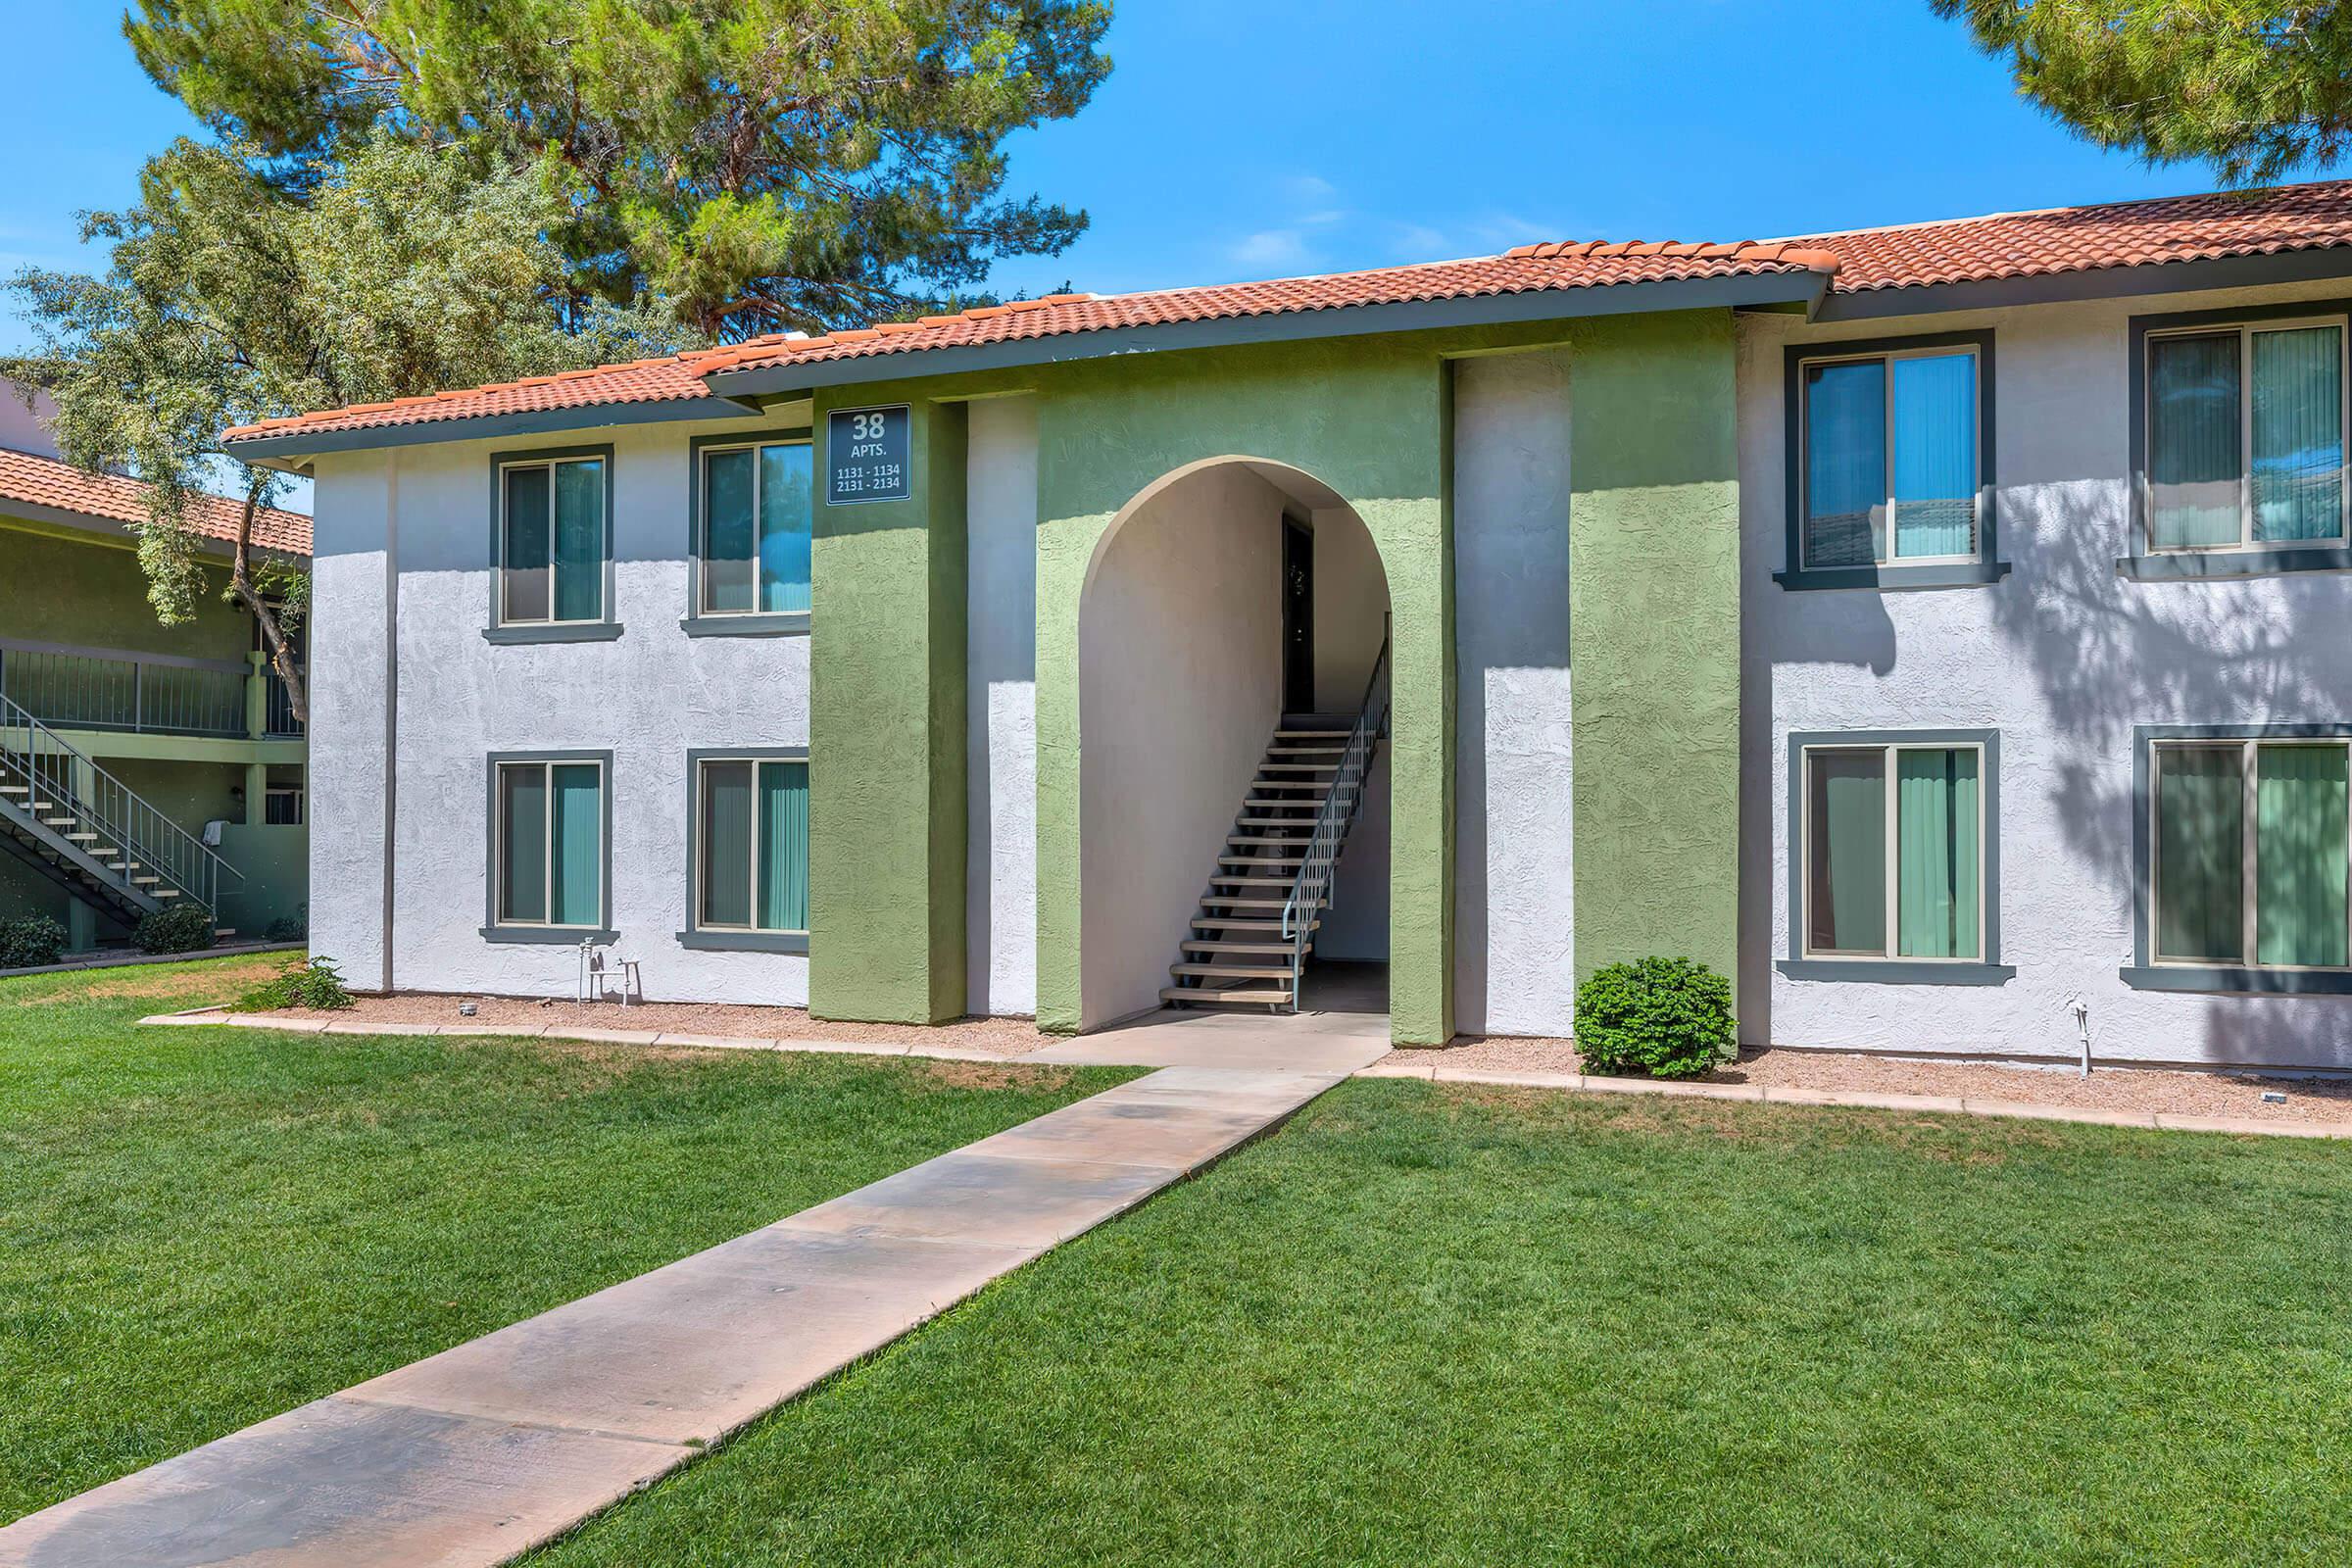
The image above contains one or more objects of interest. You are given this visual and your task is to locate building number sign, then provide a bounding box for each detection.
[825,405,912,505]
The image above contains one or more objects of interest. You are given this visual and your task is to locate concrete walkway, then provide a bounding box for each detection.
[0,1063,1341,1568]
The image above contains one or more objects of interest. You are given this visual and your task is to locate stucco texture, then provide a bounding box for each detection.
[1743,274,2352,1069]
[1030,336,1454,1044]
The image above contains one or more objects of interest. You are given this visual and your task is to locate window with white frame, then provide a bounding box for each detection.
[1802,741,1985,961]
[499,454,608,623]
[493,758,605,929]
[699,439,812,616]
[693,756,808,934]
[1799,344,1982,568]
[2145,318,2349,551]
[2152,739,2349,969]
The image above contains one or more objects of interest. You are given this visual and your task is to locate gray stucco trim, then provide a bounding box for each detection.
[2124,298,2352,572]
[481,749,616,944]
[482,621,626,645]
[2126,721,2352,991]
[1785,728,2006,979]
[1777,329,2001,591]
[706,270,1832,399]
[683,429,815,630]
[487,444,618,634]
[678,613,810,638]
[682,746,812,952]
[220,393,765,461]
[1812,247,2352,322]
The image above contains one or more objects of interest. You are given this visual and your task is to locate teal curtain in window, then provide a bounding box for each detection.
[1806,751,1886,954]
[503,466,552,621]
[700,760,754,927]
[2148,333,2243,548]
[1896,748,1981,958]
[1805,361,1885,567]
[703,449,757,612]
[760,445,814,613]
[2256,745,2348,966]
[2156,746,2245,962]
[2251,326,2344,543]
[1891,354,1977,559]
[548,763,602,927]
[497,765,547,923]
[553,461,604,621]
[758,760,810,931]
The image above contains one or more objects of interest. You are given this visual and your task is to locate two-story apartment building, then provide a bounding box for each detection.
[225,179,2352,1070]
[1,388,311,953]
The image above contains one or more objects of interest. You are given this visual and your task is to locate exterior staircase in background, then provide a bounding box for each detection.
[0,691,241,938]
[1163,626,1392,1013]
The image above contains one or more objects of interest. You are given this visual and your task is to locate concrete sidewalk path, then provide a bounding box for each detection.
[0,1064,1340,1568]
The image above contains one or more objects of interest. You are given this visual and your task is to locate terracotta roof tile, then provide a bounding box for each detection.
[0,447,311,555]
[221,177,2352,450]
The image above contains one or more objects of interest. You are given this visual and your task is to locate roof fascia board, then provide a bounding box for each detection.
[222,390,767,462]
[704,270,1829,399]
[1812,246,2352,321]
[0,503,306,564]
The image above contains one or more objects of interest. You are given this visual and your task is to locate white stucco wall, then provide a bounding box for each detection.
[307,405,819,1004]
[1452,351,1577,1037]
[1743,276,2352,1069]
[1310,507,1391,962]
[1079,465,1285,1027]
[965,397,1039,1015]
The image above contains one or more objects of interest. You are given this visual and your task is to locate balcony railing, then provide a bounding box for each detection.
[0,640,298,740]
[264,665,305,738]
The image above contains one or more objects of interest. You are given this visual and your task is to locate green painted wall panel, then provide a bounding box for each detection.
[1566,311,1742,998]
[808,391,967,1022]
[1027,338,1454,1045]
[0,521,253,662]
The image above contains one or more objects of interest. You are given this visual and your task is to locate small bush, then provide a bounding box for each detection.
[234,956,354,1012]
[265,914,308,944]
[0,914,69,969]
[1574,955,1737,1080]
[135,903,217,956]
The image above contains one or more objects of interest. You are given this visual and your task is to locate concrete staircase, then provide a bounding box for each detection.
[0,692,240,938]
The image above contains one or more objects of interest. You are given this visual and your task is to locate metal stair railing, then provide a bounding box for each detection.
[1279,617,1391,1010]
[0,689,242,915]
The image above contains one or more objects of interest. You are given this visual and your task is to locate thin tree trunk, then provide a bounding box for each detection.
[226,479,308,725]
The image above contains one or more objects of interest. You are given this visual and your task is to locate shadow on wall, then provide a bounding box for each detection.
[1990,479,2352,1067]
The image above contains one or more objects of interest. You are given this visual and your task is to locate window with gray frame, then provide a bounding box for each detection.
[699,439,812,615]
[2151,738,2349,969]
[1801,740,1987,962]
[2144,317,2349,552]
[500,454,608,623]
[694,756,809,934]
[493,758,606,929]
[1799,344,1983,568]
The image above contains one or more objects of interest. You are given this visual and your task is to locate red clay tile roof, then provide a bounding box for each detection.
[0,446,311,556]
[221,177,2352,450]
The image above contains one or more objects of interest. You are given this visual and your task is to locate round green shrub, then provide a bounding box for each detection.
[135,903,218,956]
[0,914,69,969]
[265,913,309,944]
[1573,955,1737,1079]
[235,956,354,1012]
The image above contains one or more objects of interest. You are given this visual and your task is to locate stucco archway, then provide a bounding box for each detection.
[1074,456,1392,1029]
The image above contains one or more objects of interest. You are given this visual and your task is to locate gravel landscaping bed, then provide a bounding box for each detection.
[270,992,1050,1055]
[1428,1036,2352,1124]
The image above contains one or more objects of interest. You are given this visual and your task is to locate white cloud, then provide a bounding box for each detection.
[1226,228,1312,270]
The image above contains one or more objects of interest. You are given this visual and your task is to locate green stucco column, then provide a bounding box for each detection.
[1030,339,1453,1046]
[1567,310,1741,997]
[808,391,968,1023]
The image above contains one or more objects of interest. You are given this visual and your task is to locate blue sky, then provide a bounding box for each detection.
[0,1,2310,353]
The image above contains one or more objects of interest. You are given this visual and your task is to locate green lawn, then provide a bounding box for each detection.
[530,1080,2352,1568]
[0,955,1126,1522]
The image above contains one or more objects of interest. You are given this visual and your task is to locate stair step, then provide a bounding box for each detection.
[1170,962,1294,980]
[131,875,160,886]
[1200,896,1325,910]
[1210,872,1297,886]
[1192,916,1316,933]
[1161,985,1293,1006]
[0,784,24,794]
[1218,855,1304,868]
[215,929,236,939]
[1268,747,1345,758]
[1236,817,1314,830]
[1182,940,1295,955]
[152,889,181,900]
[1259,762,1339,772]
[64,831,97,842]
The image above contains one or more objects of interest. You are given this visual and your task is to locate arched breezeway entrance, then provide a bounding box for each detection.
[1074,457,1392,1031]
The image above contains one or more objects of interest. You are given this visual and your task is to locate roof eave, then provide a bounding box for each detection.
[221,390,767,464]
[1813,245,2352,321]
[704,269,1832,399]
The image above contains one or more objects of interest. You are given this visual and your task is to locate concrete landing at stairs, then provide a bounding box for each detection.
[0,1065,1340,1568]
